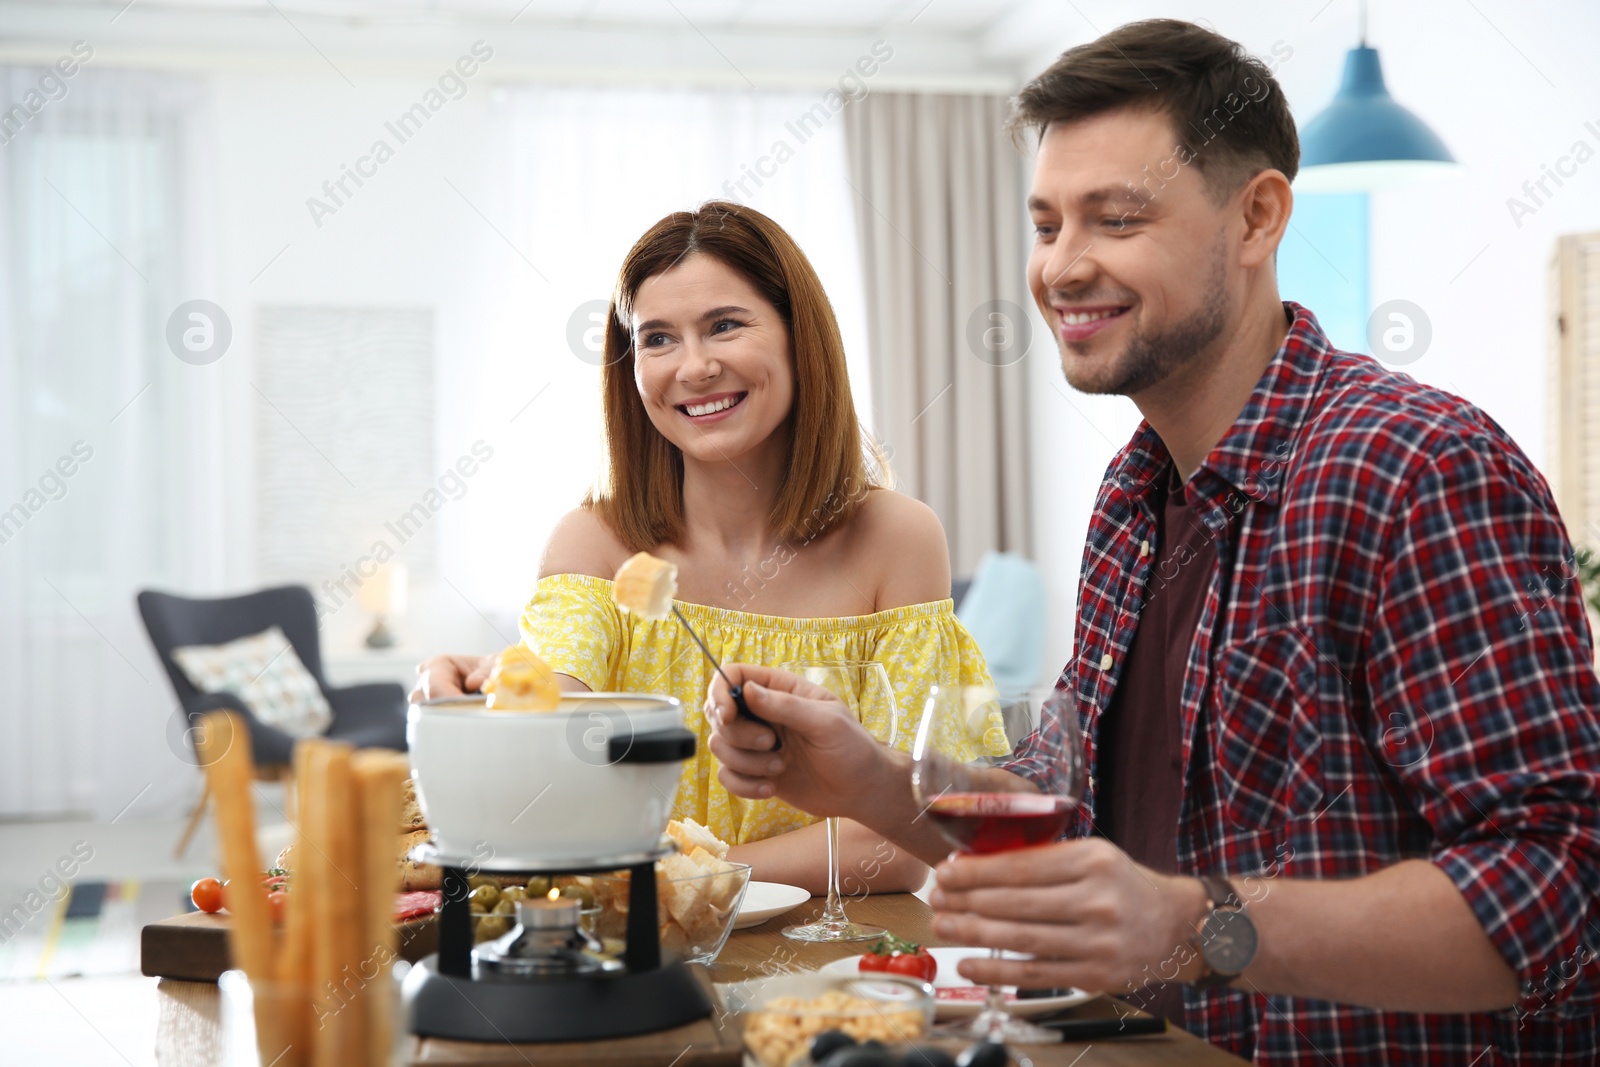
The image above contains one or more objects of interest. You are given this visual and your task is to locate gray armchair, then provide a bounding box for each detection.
[136,584,408,855]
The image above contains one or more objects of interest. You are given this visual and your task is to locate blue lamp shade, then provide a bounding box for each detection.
[1297,46,1460,192]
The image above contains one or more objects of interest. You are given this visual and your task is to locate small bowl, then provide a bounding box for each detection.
[584,861,752,964]
[726,972,935,1067]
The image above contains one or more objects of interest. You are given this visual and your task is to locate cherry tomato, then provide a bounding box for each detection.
[190,877,224,914]
[884,951,937,982]
[265,890,287,924]
[859,935,937,982]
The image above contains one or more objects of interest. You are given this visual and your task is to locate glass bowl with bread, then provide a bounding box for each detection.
[581,817,751,964]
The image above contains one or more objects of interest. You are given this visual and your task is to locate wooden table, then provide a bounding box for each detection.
[155,894,1247,1066]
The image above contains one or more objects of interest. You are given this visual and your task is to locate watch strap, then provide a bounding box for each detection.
[1200,874,1241,911]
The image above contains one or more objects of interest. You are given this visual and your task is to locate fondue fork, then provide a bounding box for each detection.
[671,605,781,749]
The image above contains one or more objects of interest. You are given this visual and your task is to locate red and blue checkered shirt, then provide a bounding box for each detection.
[1005,303,1600,1064]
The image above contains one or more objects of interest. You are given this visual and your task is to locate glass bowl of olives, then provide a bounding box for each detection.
[463,875,599,943]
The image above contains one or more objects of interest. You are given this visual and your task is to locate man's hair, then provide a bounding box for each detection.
[1009,19,1299,198]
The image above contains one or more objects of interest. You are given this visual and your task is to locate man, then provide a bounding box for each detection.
[708,18,1600,1066]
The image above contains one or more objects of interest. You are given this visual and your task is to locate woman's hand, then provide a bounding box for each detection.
[409,653,494,704]
[705,663,893,820]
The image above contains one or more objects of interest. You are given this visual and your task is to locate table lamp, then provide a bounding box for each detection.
[359,561,408,648]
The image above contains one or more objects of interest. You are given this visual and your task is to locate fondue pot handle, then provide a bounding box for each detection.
[608,726,696,764]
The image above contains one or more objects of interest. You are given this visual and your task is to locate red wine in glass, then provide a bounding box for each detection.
[911,684,1086,1042]
[925,792,1078,854]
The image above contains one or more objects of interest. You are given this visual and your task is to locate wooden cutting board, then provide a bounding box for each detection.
[141,910,438,982]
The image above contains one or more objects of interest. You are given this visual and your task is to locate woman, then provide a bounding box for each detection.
[415,201,994,894]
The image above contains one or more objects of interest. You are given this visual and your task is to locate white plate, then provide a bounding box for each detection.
[734,882,812,929]
[820,947,1094,1019]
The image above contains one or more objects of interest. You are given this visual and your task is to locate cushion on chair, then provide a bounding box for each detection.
[171,625,333,739]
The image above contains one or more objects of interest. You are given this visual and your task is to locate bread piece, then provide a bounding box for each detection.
[681,901,724,946]
[612,551,678,620]
[707,859,746,913]
[658,852,711,926]
[481,645,560,712]
[397,828,440,891]
[398,778,426,832]
[659,919,690,961]
[667,817,728,860]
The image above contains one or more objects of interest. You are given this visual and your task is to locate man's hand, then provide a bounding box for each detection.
[928,837,1206,994]
[409,653,495,704]
[705,663,893,819]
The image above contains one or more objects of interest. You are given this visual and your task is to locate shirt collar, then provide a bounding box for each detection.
[1110,301,1331,510]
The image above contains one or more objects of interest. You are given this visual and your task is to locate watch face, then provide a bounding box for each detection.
[1203,908,1258,974]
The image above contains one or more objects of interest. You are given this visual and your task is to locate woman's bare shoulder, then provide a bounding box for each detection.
[538,507,630,581]
[848,489,952,609]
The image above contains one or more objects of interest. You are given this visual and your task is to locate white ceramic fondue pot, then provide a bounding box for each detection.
[407,692,694,865]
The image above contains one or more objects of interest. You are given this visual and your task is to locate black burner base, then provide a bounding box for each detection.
[402,955,712,1042]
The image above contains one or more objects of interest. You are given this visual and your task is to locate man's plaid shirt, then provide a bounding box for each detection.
[1005,303,1600,1064]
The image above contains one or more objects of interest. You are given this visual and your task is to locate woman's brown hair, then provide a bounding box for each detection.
[585,201,885,552]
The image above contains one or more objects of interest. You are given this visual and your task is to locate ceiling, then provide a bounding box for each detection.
[11,0,1032,33]
[0,0,1084,87]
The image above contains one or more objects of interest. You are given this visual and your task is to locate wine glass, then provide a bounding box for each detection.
[777,660,900,943]
[911,684,1086,1042]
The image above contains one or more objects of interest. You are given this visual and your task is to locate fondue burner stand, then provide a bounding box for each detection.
[403,839,712,1043]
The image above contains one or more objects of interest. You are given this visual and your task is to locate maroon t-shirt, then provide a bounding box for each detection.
[1095,468,1218,1021]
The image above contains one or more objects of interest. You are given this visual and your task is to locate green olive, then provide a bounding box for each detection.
[467,874,497,891]
[469,885,500,912]
[559,884,596,908]
[475,915,511,942]
[499,885,527,904]
[492,895,515,915]
[525,876,551,896]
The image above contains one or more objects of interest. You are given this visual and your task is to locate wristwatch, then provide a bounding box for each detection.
[1190,874,1257,990]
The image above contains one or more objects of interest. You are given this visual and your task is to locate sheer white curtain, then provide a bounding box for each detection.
[0,67,223,818]
[448,85,873,615]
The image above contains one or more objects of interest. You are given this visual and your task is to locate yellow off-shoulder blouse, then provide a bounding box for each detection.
[519,573,1001,846]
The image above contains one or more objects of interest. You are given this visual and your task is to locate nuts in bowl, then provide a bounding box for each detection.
[725,973,935,1067]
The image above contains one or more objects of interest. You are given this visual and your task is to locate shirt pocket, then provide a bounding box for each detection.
[1211,627,1326,830]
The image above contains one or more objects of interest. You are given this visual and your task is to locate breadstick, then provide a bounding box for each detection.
[269,741,317,1067]
[307,743,362,1067]
[196,712,293,1064]
[197,712,273,980]
[301,743,336,1067]
[353,751,409,1066]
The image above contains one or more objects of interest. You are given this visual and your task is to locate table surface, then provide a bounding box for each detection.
[155,893,1248,1066]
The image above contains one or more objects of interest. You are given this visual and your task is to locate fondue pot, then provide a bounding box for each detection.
[407,692,694,865]
[403,693,713,1044]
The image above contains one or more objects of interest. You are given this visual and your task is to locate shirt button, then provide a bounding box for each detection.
[1100,653,1113,670]
[1140,540,1149,557]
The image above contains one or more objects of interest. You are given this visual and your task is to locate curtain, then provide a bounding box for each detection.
[843,92,1032,576]
[0,67,223,818]
[452,85,874,615]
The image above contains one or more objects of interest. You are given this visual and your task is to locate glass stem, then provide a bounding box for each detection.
[820,815,846,923]
[983,945,1006,1039]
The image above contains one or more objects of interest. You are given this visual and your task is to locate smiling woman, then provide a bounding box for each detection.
[415,202,997,895]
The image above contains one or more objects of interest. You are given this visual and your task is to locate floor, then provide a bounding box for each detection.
[0,791,294,1066]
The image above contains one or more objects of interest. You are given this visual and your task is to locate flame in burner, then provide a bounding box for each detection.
[547,886,561,902]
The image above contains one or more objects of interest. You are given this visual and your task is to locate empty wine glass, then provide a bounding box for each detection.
[778,660,900,943]
[911,684,1086,1041]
